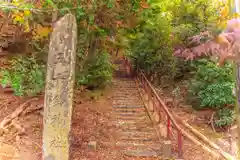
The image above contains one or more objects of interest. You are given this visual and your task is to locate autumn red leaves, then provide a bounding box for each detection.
[174,18,240,66]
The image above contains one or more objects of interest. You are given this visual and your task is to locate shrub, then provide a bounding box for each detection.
[170,0,220,46]
[126,3,175,84]
[0,56,45,96]
[214,108,235,128]
[187,59,234,110]
[174,58,194,80]
[76,51,114,89]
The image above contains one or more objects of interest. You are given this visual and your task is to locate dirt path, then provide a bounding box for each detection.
[0,89,123,160]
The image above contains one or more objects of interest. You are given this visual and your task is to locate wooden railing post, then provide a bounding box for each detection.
[152,96,156,111]
[147,86,151,102]
[178,130,183,158]
[167,116,171,139]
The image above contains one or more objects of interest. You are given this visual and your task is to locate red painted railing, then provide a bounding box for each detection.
[123,57,183,157]
[123,57,232,160]
[138,69,184,158]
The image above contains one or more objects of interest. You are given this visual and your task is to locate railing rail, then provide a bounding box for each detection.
[123,57,234,160]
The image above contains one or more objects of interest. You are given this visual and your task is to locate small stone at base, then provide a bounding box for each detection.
[88,141,97,151]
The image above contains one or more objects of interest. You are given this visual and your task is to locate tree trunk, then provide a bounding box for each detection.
[235,63,240,159]
[42,14,77,160]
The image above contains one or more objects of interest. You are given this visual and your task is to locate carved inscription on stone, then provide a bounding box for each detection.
[43,14,77,160]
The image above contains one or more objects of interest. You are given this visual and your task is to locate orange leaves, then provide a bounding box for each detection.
[35,0,43,9]
[33,24,52,40]
[216,34,230,47]
[220,5,229,19]
[140,1,149,9]
[116,20,123,28]
[12,12,25,24]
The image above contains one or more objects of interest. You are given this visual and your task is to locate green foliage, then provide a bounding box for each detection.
[76,51,114,89]
[187,59,234,110]
[53,0,139,91]
[126,2,176,83]
[174,58,194,80]
[125,0,221,84]
[169,0,220,45]
[0,56,45,96]
[214,108,235,128]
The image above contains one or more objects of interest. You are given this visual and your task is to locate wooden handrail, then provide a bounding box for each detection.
[138,70,181,129]
[123,57,235,160]
[138,69,234,159]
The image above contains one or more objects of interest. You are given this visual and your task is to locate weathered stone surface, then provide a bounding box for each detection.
[0,143,19,160]
[148,99,154,112]
[153,111,160,123]
[122,149,158,157]
[44,155,55,160]
[162,140,172,159]
[112,60,161,158]
[42,13,77,160]
[88,141,97,151]
[158,123,167,138]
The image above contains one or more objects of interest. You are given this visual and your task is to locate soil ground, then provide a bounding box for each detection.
[0,76,125,160]
[0,86,158,160]
[0,56,236,159]
[157,80,237,156]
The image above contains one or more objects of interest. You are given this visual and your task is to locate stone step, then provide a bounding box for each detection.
[113,87,137,89]
[113,100,142,103]
[112,92,139,94]
[119,126,155,133]
[112,85,137,88]
[112,94,140,96]
[112,84,136,86]
[116,141,162,150]
[113,110,146,114]
[113,104,144,107]
[119,133,156,140]
[113,119,151,124]
[112,99,142,102]
[116,123,153,130]
[119,136,158,142]
[113,79,135,81]
[112,88,138,90]
[121,149,159,157]
[113,101,143,104]
[112,92,139,95]
[113,102,143,105]
[112,97,140,100]
[113,83,136,85]
[112,121,151,126]
[113,108,146,113]
[112,81,135,83]
[115,116,149,121]
[113,95,140,98]
[117,125,154,131]
[119,131,156,137]
[115,117,148,122]
[114,118,151,123]
[113,83,136,86]
[115,112,147,117]
[113,106,144,109]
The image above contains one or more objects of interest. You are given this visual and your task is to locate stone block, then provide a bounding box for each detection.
[88,141,97,151]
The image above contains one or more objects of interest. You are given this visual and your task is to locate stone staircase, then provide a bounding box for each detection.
[111,59,162,158]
